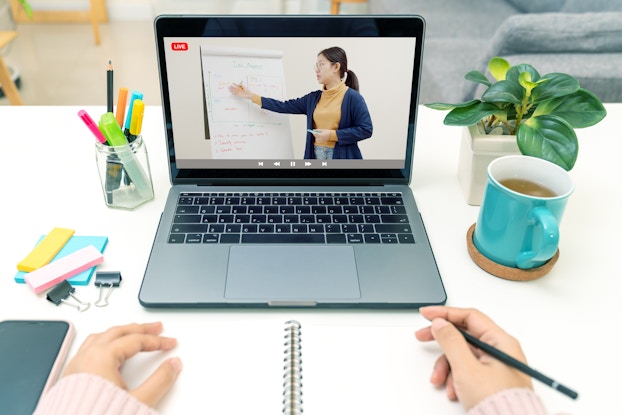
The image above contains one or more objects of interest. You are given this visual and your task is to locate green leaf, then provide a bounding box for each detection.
[488,57,510,81]
[443,101,502,126]
[465,70,491,87]
[517,115,578,170]
[531,73,579,103]
[518,72,538,97]
[482,79,524,105]
[424,99,480,111]
[533,88,607,128]
[506,64,541,84]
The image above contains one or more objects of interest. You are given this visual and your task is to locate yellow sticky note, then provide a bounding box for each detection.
[17,227,75,272]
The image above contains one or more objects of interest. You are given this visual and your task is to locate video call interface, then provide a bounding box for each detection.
[163,34,418,170]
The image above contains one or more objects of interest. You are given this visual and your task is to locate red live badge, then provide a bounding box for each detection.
[171,42,188,51]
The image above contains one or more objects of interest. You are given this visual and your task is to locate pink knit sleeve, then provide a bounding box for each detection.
[468,388,550,415]
[33,373,159,415]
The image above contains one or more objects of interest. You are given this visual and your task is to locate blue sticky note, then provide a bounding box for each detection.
[15,235,108,286]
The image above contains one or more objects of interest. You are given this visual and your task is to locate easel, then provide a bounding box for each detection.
[8,0,107,45]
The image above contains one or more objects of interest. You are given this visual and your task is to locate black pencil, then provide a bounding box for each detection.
[107,60,113,113]
[458,328,579,400]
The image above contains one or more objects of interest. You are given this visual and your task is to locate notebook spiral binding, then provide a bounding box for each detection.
[283,320,303,415]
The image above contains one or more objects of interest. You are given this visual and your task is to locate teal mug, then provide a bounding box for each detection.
[473,155,574,269]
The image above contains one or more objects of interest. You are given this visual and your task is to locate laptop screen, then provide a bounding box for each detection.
[155,15,425,185]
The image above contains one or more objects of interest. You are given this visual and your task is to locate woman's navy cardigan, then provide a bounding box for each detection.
[260,88,373,159]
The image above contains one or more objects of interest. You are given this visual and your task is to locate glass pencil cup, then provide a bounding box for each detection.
[95,135,154,210]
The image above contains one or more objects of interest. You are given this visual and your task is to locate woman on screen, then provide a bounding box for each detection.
[228,46,373,160]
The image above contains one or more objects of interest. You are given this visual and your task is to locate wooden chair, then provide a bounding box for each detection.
[329,0,368,14]
[0,31,22,105]
[9,0,107,45]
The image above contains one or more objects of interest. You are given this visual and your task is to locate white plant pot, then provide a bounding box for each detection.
[457,124,521,205]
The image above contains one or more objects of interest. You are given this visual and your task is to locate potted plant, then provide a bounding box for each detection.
[426,57,607,205]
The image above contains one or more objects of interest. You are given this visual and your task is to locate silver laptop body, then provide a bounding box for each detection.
[139,15,446,308]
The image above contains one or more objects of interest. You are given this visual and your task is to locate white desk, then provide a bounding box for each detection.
[1,105,620,414]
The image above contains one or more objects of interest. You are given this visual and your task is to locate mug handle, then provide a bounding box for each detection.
[516,207,559,269]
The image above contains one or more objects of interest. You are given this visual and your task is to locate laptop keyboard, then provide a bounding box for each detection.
[168,192,415,244]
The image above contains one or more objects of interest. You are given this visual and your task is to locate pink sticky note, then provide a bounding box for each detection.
[25,245,104,294]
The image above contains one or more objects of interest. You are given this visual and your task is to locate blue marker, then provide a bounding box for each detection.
[307,129,319,134]
[124,90,143,136]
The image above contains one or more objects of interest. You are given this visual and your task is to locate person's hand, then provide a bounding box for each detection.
[310,129,332,143]
[415,306,532,411]
[63,322,182,409]
[228,83,254,99]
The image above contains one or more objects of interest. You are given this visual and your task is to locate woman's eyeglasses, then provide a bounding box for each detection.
[314,61,334,70]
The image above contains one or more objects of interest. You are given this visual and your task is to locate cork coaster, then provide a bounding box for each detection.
[466,223,559,281]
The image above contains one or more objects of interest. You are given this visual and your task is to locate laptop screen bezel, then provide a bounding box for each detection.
[154,15,425,186]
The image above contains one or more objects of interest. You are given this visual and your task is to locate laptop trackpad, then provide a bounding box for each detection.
[225,245,361,299]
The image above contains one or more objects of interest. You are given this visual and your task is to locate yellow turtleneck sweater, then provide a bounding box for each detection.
[313,81,348,148]
[252,81,348,149]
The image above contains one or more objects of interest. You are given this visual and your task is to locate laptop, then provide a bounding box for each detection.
[139,14,446,308]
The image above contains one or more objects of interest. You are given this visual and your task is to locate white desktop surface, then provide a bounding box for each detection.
[1,105,620,414]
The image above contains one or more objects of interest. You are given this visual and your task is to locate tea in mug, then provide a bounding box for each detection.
[499,178,557,198]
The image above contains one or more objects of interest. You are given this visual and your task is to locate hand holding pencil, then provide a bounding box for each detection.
[415,306,577,411]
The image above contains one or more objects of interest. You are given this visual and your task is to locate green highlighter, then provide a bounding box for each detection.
[99,112,128,146]
[98,112,152,199]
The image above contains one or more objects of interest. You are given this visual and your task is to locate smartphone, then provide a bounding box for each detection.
[0,320,74,415]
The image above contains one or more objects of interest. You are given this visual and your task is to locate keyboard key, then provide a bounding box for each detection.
[177,197,194,205]
[174,214,202,223]
[398,234,416,243]
[327,234,346,243]
[201,215,218,223]
[241,234,325,243]
[364,234,381,243]
[168,234,186,243]
[208,224,224,233]
[276,224,291,233]
[202,234,219,243]
[381,196,404,205]
[171,224,208,233]
[309,224,324,233]
[381,214,410,223]
[292,225,308,233]
[347,234,364,243]
[242,224,258,233]
[220,234,241,244]
[176,205,199,214]
[258,224,274,233]
[380,234,399,243]
[375,224,412,233]
[225,224,241,233]
[186,233,203,244]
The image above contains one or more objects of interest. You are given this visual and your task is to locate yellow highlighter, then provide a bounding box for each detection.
[17,227,75,272]
[129,99,144,142]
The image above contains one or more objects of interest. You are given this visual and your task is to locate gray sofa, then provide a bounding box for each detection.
[369,0,622,104]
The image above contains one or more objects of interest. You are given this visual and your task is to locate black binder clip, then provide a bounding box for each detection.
[94,271,122,307]
[46,280,90,312]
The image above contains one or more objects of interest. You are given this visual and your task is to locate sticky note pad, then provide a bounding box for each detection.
[25,245,104,294]
[15,235,108,285]
[17,227,75,272]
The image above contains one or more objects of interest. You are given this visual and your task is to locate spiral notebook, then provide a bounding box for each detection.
[173,319,423,414]
[282,320,303,414]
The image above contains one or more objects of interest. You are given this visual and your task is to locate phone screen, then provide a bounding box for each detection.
[0,320,73,415]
